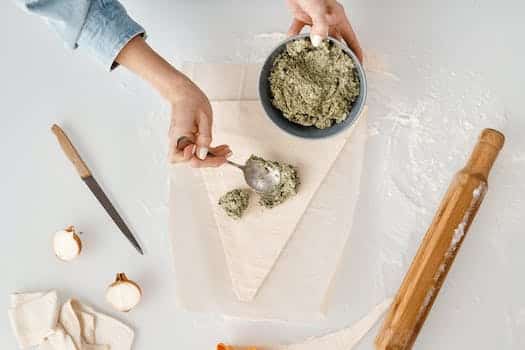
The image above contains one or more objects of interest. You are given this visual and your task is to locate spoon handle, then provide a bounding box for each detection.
[225,159,244,170]
[209,153,243,170]
[176,136,243,169]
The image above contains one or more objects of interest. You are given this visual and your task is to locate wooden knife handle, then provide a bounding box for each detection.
[375,128,504,350]
[51,124,91,178]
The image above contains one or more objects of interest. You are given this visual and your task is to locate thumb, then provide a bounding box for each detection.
[308,4,329,46]
[196,111,212,160]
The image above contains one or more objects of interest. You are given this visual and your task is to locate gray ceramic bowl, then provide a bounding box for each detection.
[259,34,367,139]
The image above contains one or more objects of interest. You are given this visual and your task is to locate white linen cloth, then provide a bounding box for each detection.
[8,290,134,350]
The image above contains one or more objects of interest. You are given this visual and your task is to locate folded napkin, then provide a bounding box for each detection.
[8,291,134,350]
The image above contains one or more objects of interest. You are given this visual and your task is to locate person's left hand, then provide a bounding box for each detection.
[286,0,364,62]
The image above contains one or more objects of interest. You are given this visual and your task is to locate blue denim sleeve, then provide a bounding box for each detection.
[77,0,145,70]
[15,0,145,71]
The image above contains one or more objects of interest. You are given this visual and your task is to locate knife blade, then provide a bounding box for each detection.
[51,124,144,255]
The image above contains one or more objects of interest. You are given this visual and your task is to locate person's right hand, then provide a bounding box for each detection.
[286,0,364,62]
[167,72,231,168]
[115,36,231,168]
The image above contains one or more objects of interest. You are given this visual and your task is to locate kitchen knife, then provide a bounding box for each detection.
[51,124,144,255]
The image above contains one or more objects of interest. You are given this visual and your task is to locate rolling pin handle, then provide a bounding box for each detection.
[464,128,505,180]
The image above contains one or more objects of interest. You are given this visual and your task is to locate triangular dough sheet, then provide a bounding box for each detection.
[169,111,368,320]
[269,298,391,350]
[200,101,357,301]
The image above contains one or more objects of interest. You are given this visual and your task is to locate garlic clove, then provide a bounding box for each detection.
[53,225,82,261]
[106,273,142,312]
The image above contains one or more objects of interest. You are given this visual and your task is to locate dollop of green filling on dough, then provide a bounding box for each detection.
[269,38,360,129]
[250,155,300,209]
[218,189,250,219]
[219,156,300,219]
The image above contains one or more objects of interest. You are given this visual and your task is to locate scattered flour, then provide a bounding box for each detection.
[450,183,486,252]
[364,50,401,81]
[512,153,525,163]
[364,48,509,300]
[450,222,467,249]
[433,263,447,282]
[416,286,436,323]
[416,183,487,324]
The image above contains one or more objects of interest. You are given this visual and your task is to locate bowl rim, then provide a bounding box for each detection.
[258,33,367,139]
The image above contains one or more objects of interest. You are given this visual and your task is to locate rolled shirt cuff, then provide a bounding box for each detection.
[20,0,92,50]
[77,0,145,71]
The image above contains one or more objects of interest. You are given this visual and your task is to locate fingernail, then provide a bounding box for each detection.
[197,147,208,160]
[226,151,233,158]
[191,144,196,155]
[311,34,323,47]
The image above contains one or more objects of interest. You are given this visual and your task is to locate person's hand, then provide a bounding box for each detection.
[286,0,363,62]
[115,36,230,168]
[167,73,231,168]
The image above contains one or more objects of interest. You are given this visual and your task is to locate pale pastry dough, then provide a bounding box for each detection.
[273,298,392,350]
[218,298,391,350]
[200,101,357,301]
[171,63,368,320]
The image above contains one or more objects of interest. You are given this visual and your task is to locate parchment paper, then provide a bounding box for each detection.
[169,63,367,320]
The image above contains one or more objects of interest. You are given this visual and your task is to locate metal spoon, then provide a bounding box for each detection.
[176,136,281,193]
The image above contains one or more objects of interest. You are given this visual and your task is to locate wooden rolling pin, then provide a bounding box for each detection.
[375,128,505,350]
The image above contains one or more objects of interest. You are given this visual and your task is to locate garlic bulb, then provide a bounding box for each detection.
[106,273,142,312]
[53,225,82,261]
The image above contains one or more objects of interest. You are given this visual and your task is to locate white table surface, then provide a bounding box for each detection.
[1,1,524,349]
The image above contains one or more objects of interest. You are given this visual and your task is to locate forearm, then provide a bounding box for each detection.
[115,36,184,101]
